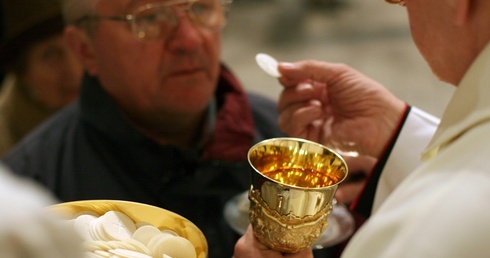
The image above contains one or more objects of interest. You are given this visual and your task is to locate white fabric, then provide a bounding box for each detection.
[372,107,439,213]
[342,43,490,258]
[0,164,83,258]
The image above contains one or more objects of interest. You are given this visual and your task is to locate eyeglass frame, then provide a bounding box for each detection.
[385,0,405,5]
[73,0,232,41]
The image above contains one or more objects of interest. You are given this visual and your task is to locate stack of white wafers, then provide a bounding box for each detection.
[68,210,197,258]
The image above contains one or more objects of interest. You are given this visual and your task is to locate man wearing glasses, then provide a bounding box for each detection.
[2,0,285,257]
[234,0,490,257]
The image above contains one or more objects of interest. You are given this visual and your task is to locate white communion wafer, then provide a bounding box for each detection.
[147,233,176,256]
[90,218,110,241]
[255,53,281,78]
[100,211,136,241]
[132,225,165,246]
[108,248,153,258]
[123,238,152,255]
[107,240,138,251]
[93,250,112,257]
[135,221,152,228]
[74,210,100,217]
[160,229,179,237]
[153,236,196,258]
[74,213,98,241]
[67,210,198,258]
[84,240,113,252]
[84,251,106,258]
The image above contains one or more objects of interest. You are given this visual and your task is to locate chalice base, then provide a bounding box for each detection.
[249,189,332,253]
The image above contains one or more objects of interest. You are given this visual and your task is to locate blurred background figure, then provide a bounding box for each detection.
[0,162,83,258]
[0,0,83,157]
[334,155,377,206]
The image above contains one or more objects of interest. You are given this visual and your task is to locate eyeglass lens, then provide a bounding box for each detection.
[131,0,226,41]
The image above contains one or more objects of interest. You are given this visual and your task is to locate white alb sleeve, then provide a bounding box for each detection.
[371,107,439,213]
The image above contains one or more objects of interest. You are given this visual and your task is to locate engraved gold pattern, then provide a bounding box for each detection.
[249,188,332,253]
[247,138,348,253]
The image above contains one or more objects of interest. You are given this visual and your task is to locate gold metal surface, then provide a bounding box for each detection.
[248,137,348,253]
[49,200,208,258]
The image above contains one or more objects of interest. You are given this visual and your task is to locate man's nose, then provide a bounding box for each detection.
[166,12,203,50]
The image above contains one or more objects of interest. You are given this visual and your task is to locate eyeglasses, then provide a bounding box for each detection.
[384,0,405,6]
[75,0,231,42]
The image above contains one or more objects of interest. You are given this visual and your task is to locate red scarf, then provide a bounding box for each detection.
[200,65,255,161]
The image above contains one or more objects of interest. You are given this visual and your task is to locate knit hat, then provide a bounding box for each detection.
[0,0,64,66]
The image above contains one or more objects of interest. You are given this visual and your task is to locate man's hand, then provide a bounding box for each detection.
[277,61,406,158]
[234,225,314,258]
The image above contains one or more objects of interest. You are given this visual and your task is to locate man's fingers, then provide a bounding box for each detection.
[278,61,345,87]
[277,83,316,111]
[278,101,323,137]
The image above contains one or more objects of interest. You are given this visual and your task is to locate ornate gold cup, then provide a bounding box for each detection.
[248,137,348,253]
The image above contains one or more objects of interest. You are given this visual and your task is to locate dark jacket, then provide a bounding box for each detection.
[3,65,285,258]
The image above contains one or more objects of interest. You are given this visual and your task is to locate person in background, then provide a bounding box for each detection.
[0,0,83,157]
[0,163,83,258]
[234,0,490,257]
[334,155,376,206]
[1,0,286,256]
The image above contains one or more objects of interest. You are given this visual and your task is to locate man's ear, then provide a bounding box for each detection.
[64,26,99,76]
[453,0,470,26]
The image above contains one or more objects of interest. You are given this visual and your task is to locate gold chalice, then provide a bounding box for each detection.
[248,137,348,253]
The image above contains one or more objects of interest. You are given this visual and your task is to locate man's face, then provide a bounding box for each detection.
[83,0,223,119]
[405,0,458,83]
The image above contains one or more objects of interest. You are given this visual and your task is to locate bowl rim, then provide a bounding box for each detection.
[49,199,208,258]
